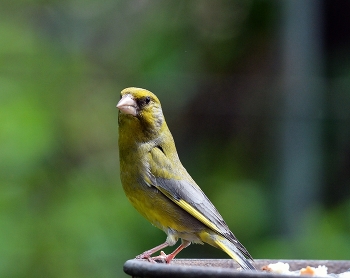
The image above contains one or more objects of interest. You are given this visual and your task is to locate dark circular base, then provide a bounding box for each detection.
[124,259,350,278]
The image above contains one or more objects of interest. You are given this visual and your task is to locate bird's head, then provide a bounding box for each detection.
[117,87,165,138]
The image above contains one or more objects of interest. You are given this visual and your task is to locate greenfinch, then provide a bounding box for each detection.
[116,87,255,270]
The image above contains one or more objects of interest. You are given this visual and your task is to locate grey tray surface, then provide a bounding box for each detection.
[124,258,350,278]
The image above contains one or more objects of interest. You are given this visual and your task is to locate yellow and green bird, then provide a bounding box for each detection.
[116,87,255,270]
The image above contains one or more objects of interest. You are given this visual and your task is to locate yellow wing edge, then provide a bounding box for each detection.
[156,187,221,234]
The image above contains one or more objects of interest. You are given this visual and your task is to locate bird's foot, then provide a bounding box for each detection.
[148,251,169,263]
[136,251,169,264]
[135,251,151,260]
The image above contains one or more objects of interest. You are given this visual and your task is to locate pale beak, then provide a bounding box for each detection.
[116,94,137,116]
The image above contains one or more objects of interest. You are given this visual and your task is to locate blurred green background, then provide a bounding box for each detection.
[1,0,350,277]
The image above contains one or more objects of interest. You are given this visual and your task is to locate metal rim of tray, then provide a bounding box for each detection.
[124,258,350,278]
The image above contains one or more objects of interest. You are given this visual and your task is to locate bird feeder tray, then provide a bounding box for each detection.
[124,258,350,278]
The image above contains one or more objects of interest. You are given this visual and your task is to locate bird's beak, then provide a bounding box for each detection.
[116,94,137,116]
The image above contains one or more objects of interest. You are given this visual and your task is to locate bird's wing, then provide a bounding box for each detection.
[147,146,253,259]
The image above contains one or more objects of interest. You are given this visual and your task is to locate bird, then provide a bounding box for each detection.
[116,87,256,270]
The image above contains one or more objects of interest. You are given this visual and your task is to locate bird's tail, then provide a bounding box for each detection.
[201,232,256,270]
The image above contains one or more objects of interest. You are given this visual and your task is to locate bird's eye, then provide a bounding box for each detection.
[136,96,152,108]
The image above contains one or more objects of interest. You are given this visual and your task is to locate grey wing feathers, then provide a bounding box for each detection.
[147,144,253,260]
[150,176,253,260]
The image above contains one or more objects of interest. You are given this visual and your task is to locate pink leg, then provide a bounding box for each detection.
[136,241,169,261]
[151,240,191,264]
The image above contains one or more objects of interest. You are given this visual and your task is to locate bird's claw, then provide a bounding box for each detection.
[135,252,150,260]
[149,251,168,263]
[136,251,169,264]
